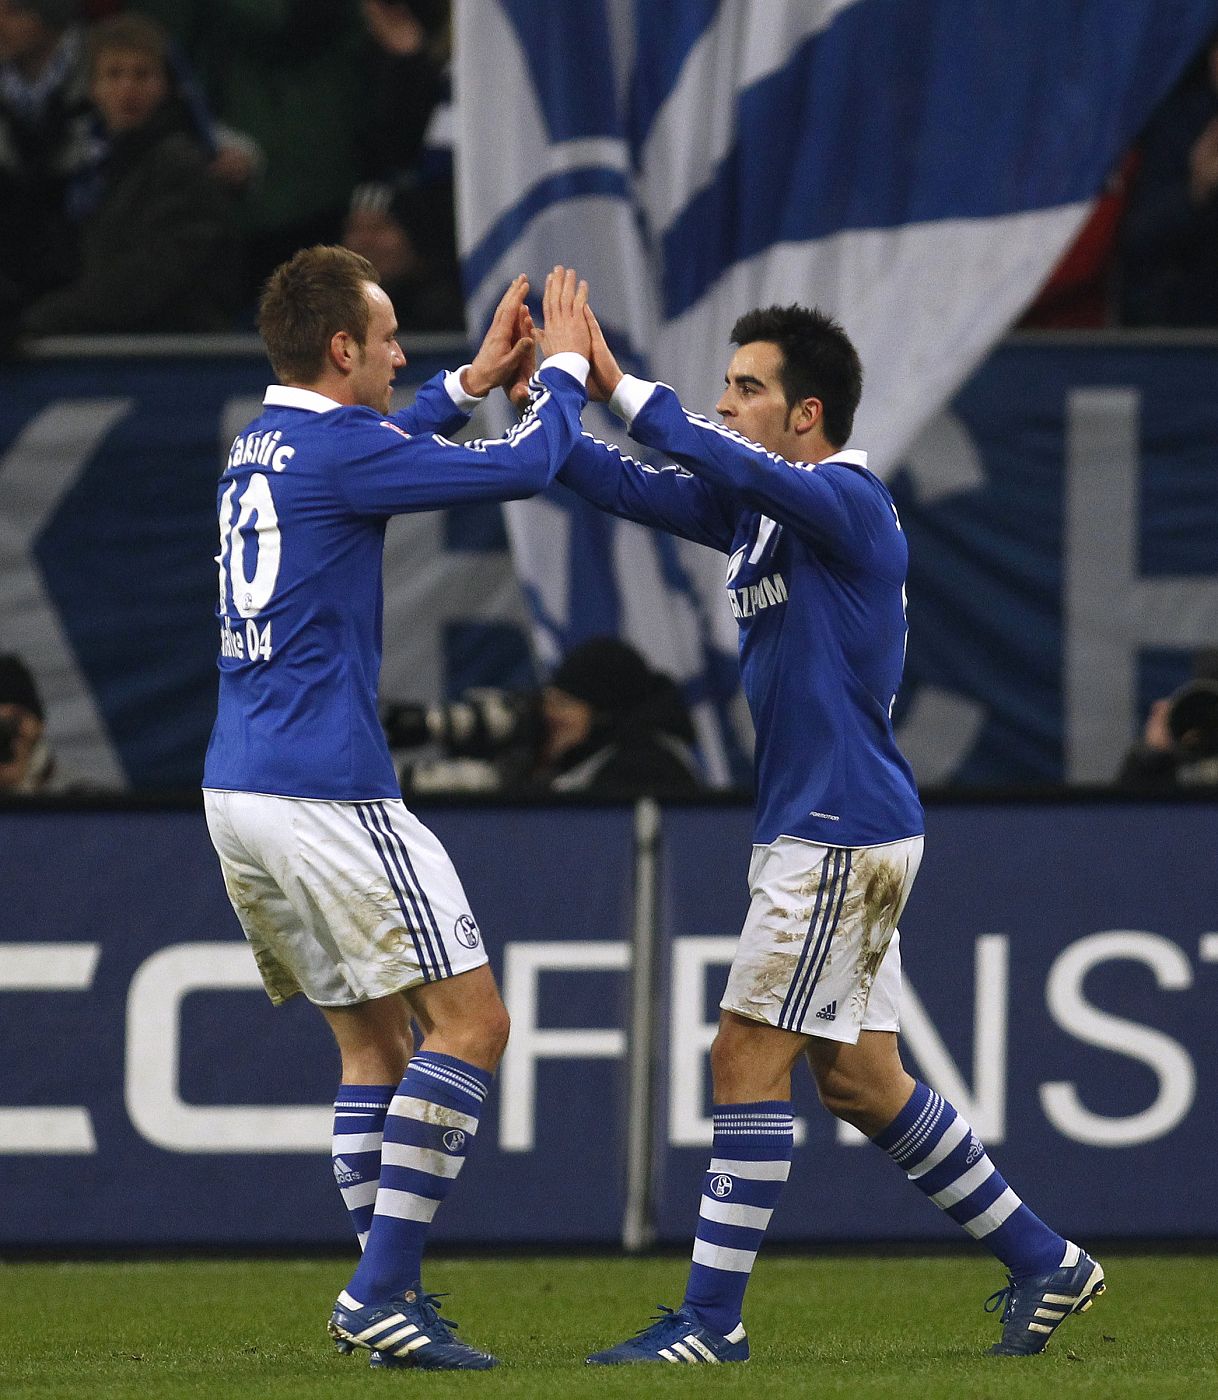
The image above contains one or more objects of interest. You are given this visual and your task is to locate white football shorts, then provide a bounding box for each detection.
[720,834,924,1044]
[203,790,488,1007]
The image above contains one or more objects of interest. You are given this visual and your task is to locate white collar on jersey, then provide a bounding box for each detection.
[817,448,868,468]
[263,384,343,413]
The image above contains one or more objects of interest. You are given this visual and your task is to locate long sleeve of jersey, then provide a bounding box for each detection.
[337,357,588,516]
[388,368,479,438]
[557,431,738,552]
[619,376,902,578]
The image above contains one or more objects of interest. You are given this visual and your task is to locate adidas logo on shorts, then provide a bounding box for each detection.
[815,1001,837,1022]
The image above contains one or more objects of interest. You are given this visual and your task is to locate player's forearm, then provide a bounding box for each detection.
[390,370,475,438]
[558,431,735,549]
[611,377,757,489]
[465,357,589,495]
[613,375,861,547]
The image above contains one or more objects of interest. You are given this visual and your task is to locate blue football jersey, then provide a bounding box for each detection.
[557,377,923,848]
[203,360,587,800]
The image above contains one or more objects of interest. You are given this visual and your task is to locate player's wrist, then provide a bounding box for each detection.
[608,374,653,426]
[451,364,489,406]
[539,351,590,386]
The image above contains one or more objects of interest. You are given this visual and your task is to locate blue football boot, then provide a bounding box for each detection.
[328,1286,497,1370]
[986,1243,1106,1356]
[586,1305,749,1365]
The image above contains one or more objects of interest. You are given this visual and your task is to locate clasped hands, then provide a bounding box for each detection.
[460,266,623,409]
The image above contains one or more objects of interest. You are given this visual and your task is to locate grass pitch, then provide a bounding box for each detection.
[0,1251,1212,1399]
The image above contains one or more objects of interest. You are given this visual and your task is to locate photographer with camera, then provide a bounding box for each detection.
[386,637,704,799]
[0,653,56,794]
[1116,648,1218,789]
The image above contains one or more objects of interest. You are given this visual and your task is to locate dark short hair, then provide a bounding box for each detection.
[257,246,380,384]
[86,14,169,75]
[730,304,863,448]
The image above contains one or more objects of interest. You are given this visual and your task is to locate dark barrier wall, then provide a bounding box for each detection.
[1,799,1214,1246]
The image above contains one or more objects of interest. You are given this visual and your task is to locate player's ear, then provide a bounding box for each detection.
[792,396,822,437]
[329,329,357,373]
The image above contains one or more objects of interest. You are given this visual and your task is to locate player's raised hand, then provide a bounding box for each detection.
[462,274,535,398]
[506,303,538,412]
[536,265,592,362]
[583,305,624,403]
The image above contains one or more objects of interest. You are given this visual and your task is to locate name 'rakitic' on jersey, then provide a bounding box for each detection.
[729,572,789,619]
[227,430,296,473]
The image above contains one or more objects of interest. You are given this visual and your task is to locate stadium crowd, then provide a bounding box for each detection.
[2,2,1217,338]
[0,0,458,338]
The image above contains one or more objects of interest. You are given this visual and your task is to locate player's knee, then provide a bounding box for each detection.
[450,1001,510,1069]
[483,1001,511,1063]
[815,1071,870,1125]
[708,1027,741,1087]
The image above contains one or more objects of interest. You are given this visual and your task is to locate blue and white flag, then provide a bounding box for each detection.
[455,0,1218,783]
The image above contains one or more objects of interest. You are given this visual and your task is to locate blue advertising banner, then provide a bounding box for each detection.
[654,800,1218,1243]
[0,804,635,1245]
[2,799,1215,1246]
[891,339,1218,787]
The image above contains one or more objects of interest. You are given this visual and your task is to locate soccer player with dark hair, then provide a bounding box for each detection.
[536,275,1104,1364]
[203,251,592,1370]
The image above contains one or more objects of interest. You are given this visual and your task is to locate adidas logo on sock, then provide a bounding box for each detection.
[332,1156,361,1186]
[815,1001,837,1022]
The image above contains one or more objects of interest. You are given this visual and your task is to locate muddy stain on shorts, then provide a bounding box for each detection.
[848,852,906,1021]
[225,875,303,1004]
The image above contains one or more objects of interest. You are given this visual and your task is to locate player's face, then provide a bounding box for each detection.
[351,283,407,415]
[715,341,805,458]
[90,48,169,134]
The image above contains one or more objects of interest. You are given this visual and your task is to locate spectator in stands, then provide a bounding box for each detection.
[131,1,365,303]
[535,638,704,796]
[20,12,239,333]
[0,653,57,793]
[392,637,705,797]
[0,0,90,325]
[1119,27,1218,326]
[1116,649,1218,790]
[342,0,462,332]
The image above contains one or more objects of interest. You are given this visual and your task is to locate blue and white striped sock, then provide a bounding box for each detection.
[345,1051,490,1303]
[873,1081,1066,1279]
[332,1084,394,1250]
[682,1101,795,1336]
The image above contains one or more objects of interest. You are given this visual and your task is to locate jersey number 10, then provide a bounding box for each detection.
[217,472,282,618]
[216,473,280,663]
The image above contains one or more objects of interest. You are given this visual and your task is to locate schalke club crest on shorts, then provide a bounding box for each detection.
[454,914,480,948]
